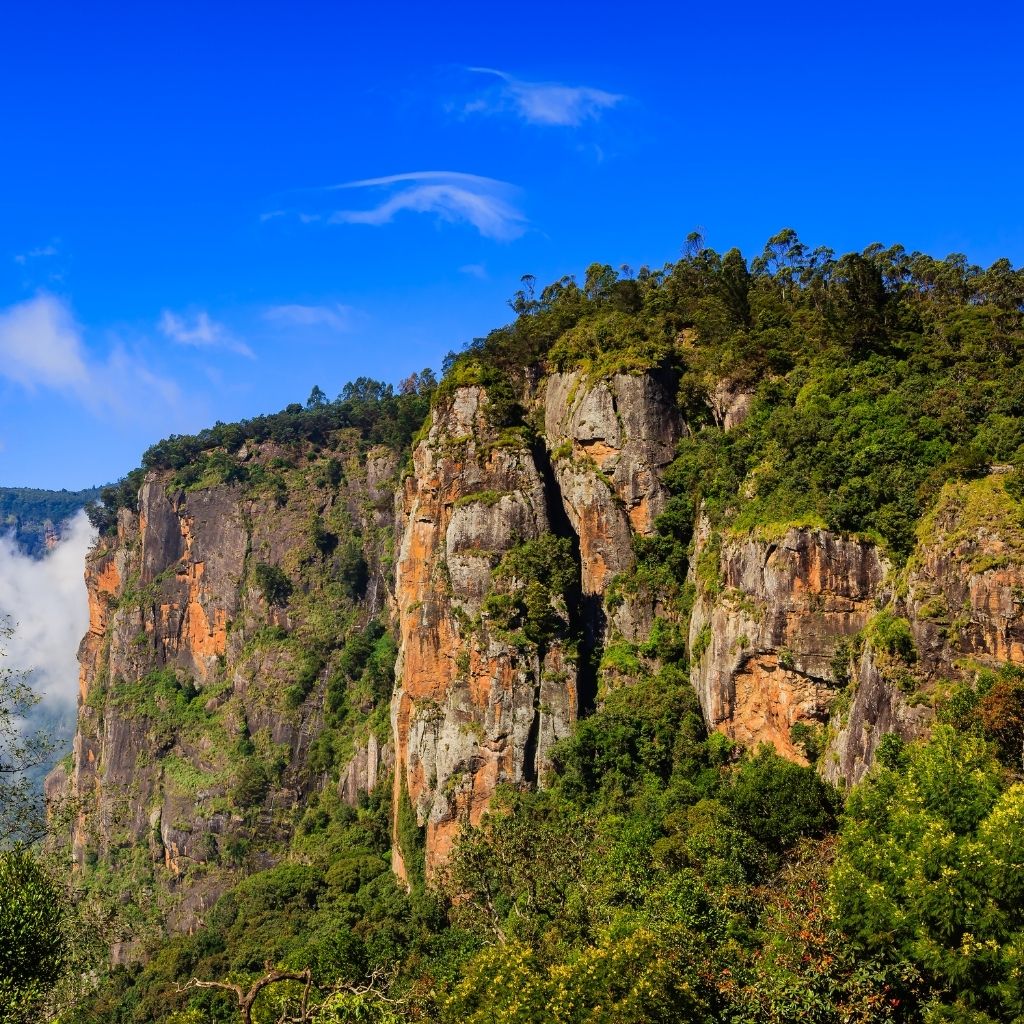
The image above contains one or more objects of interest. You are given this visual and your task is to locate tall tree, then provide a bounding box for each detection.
[0,619,53,847]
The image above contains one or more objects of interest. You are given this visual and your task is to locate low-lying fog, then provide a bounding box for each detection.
[1,511,94,765]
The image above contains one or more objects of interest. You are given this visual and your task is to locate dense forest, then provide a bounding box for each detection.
[0,487,102,557]
[4,231,1024,1024]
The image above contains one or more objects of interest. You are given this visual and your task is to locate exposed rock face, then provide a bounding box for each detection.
[340,734,393,807]
[543,370,680,579]
[905,478,1024,674]
[689,522,887,763]
[824,648,932,784]
[831,480,1024,783]
[688,476,1024,784]
[708,378,754,432]
[390,373,686,876]
[541,370,682,645]
[59,437,399,950]
[63,364,1024,934]
[391,387,578,877]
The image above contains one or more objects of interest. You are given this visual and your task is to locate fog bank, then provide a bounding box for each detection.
[0,510,94,753]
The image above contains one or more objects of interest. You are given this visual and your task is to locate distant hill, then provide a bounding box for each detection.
[0,486,102,557]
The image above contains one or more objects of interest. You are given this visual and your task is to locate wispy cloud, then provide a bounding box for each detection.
[14,244,59,266]
[265,171,527,241]
[459,263,488,280]
[264,303,355,332]
[466,68,623,127]
[0,293,183,419]
[158,309,254,358]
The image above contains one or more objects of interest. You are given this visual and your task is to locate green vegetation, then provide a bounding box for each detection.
[86,374,436,534]
[453,489,507,508]
[22,235,1024,1021]
[832,727,1024,1021]
[865,609,917,661]
[916,475,1024,571]
[251,562,293,607]
[450,230,1024,559]
[482,535,578,649]
[0,486,102,557]
[0,848,67,1024]
[1,621,53,846]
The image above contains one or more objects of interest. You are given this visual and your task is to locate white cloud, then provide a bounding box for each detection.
[158,310,254,358]
[466,68,623,127]
[320,171,526,241]
[264,303,355,332]
[459,263,488,280]
[0,512,95,750]
[0,293,184,419]
[0,293,92,392]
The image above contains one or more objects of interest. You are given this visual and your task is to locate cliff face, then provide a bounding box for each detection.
[62,436,398,949]
[61,367,1024,929]
[541,370,682,645]
[688,521,887,763]
[688,475,1024,784]
[904,476,1024,671]
[391,372,683,875]
[391,386,576,877]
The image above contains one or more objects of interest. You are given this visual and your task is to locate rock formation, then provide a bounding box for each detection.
[391,385,577,877]
[688,521,887,763]
[688,475,1024,784]
[56,368,1024,938]
[60,437,398,948]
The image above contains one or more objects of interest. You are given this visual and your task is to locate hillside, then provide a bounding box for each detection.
[0,486,102,557]
[36,233,1024,1023]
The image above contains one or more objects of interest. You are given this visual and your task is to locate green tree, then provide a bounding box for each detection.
[0,847,67,1023]
[724,745,840,859]
[252,563,293,607]
[441,788,596,946]
[831,726,1024,1020]
[0,620,53,846]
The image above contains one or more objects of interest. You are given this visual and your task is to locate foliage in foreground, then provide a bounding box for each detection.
[0,847,67,1024]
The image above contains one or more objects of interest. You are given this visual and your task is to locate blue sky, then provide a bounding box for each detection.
[2,0,1022,489]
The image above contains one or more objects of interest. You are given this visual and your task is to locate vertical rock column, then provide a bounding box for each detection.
[391,386,578,878]
[541,370,683,696]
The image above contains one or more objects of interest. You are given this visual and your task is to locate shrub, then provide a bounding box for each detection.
[231,759,271,808]
[866,610,917,661]
[831,727,1020,1018]
[724,746,840,856]
[253,563,293,607]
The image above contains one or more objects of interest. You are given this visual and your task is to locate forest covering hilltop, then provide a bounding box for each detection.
[6,231,1024,1024]
[0,486,102,557]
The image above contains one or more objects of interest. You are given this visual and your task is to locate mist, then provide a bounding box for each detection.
[0,511,95,757]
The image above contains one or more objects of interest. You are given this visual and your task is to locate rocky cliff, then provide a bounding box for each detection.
[688,474,1024,784]
[391,371,682,875]
[57,365,1024,937]
[688,520,888,764]
[56,435,399,950]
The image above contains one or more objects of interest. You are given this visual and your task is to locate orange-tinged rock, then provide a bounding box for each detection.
[689,523,889,773]
[391,386,578,878]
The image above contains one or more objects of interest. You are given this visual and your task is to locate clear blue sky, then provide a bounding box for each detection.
[2,0,1022,489]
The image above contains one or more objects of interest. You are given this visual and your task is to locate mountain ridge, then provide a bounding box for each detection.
[49,233,1024,1022]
